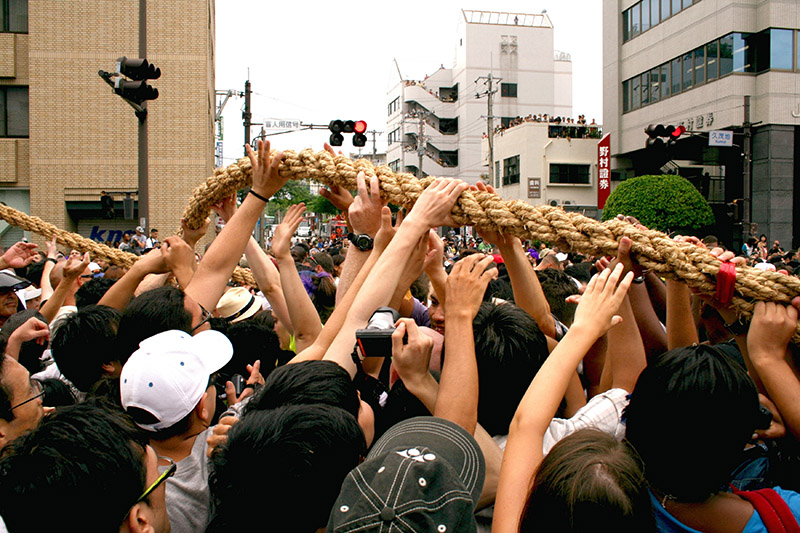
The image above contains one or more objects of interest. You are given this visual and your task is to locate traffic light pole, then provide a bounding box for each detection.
[138,0,149,232]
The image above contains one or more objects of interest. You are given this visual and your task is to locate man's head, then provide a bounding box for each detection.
[428,284,445,335]
[75,277,116,308]
[51,305,122,392]
[150,229,158,238]
[0,403,170,533]
[135,226,144,235]
[208,404,366,532]
[121,329,232,439]
[472,302,548,436]
[0,353,44,450]
[116,286,211,361]
[625,344,760,502]
[0,272,29,324]
[536,269,579,326]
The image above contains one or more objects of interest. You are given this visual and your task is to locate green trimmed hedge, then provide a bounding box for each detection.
[601,174,714,233]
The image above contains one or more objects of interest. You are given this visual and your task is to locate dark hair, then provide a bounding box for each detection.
[564,262,592,284]
[116,286,192,361]
[219,320,281,381]
[245,360,359,419]
[38,378,77,407]
[313,252,335,275]
[520,429,655,532]
[624,344,761,501]
[208,404,365,532]
[410,272,430,304]
[22,260,45,288]
[472,302,548,436]
[75,277,116,308]
[0,311,48,375]
[308,272,336,323]
[50,305,121,392]
[536,269,579,326]
[0,354,12,421]
[482,277,514,303]
[0,403,147,532]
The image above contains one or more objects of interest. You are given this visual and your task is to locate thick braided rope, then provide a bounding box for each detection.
[0,204,256,287]
[183,148,800,343]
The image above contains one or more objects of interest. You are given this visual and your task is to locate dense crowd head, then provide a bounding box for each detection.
[0,145,796,532]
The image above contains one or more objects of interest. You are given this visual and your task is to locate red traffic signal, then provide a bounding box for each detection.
[329,119,367,146]
[671,125,686,139]
[114,78,159,105]
[644,123,685,149]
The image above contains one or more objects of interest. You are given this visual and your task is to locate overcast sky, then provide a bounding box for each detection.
[215,0,602,165]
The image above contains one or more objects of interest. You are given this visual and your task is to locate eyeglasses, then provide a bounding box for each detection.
[10,379,44,410]
[136,456,176,505]
[190,304,213,333]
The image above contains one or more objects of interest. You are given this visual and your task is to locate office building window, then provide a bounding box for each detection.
[622,80,630,113]
[671,57,681,95]
[503,155,520,186]
[650,68,660,103]
[389,159,399,172]
[1,0,27,33]
[661,63,671,98]
[682,52,693,90]
[623,0,700,42]
[707,40,718,80]
[0,86,28,137]
[694,46,705,84]
[770,28,793,70]
[550,164,590,185]
[719,34,734,75]
[387,128,400,145]
[501,83,517,97]
[733,32,753,72]
[641,72,649,106]
[631,75,641,110]
[387,97,400,116]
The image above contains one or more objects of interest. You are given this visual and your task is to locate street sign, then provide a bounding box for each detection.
[708,130,733,147]
[263,119,301,130]
[597,134,611,209]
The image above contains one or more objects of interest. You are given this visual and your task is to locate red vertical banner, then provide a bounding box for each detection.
[597,133,611,209]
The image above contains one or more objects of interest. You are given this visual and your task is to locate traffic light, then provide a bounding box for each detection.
[113,56,160,105]
[727,198,744,222]
[644,124,686,149]
[328,119,368,146]
[114,79,158,105]
[116,57,161,81]
[353,120,367,147]
[329,120,344,146]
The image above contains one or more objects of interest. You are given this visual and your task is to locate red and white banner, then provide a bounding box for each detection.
[597,133,611,209]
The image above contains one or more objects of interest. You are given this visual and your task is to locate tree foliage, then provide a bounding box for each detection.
[601,174,714,232]
[306,195,340,215]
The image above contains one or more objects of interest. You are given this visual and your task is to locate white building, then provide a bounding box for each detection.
[386,9,573,184]
[485,121,603,219]
[603,0,800,248]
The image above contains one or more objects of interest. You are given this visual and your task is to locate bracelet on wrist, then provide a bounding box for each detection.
[248,189,269,203]
[723,316,749,336]
[45,257,58,265]
[632,275,646,284]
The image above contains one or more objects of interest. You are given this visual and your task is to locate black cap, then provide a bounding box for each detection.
[327,416,485,532]
[0,272,31,292]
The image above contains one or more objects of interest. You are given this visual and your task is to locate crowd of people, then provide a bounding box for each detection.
[0,141,797,532]
[483,113,602,140]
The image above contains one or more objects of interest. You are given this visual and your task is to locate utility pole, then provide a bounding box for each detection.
[243,80,252,156]
[138,0,148,232]
[476,72,501,187]
[742,95,752,246]
[417,110,426,178]
[367,130,383,157]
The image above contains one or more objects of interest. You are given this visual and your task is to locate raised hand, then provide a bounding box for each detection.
[181,216,210,248]
[272,203,305,259]
[225,359,265,407]
[348,171,386,237]
[246,139,286,200]
[391,318,434,385]
[62,252,91,281]
[1,241,39,269]
[748,301,798,363]
[44,237,58,259]
[212,193,238,223]
[373,207,402,253]
[161,236,196,274]
[406,178,468,229]
[445,254,495,320]
[572,263,633,337]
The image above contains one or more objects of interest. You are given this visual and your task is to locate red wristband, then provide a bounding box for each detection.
[716,261,736,304]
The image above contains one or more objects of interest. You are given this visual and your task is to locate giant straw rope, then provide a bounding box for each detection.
[1,148,800,343]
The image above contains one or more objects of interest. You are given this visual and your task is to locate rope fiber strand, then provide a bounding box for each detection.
[1,148,798,343]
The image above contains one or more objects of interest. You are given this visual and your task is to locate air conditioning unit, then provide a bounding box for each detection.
[549,199,560,207]
[562,200,573,206]
[549,199,573,207]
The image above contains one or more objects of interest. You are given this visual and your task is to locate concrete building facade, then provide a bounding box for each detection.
[485,121,603,219]
[386,9,573,185]
[0,0,215,247]
[603,0,800,248]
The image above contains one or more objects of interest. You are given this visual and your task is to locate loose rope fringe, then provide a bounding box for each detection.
[2,148,798,344]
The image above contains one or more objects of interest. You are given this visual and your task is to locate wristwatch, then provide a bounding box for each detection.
[347,232,374,252]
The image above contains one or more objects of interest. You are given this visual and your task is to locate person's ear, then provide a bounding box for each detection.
[101,360,122,377]
[0,420,11,450]
[196,391,211,424]
[122,502,155,533]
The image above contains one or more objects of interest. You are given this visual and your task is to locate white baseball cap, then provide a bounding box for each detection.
[120,329,233,432]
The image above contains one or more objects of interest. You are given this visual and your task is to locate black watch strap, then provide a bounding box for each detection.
[347,232,374,251]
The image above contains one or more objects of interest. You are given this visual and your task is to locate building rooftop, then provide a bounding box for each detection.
[461,9,553,28]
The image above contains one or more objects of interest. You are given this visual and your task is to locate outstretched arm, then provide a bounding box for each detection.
[186,140,287,311]
[493,265,633,533]
[272,203,322,352]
